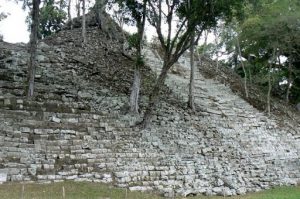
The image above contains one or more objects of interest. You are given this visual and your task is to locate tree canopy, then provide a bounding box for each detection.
[39,0,67,38]
[238,0,300,103]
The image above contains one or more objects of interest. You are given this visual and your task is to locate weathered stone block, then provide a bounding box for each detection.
[0,169,8,183]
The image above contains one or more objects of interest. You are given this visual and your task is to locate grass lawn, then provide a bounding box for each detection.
[0,181,299,199]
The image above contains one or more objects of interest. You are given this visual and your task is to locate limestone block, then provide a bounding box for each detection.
[4,99,11,105]
[66,118,78,123]
[51,116,61,123]
[216,178,224,186]
[47,175,56,180]
[212,187,223,195]
[61,130,76,135]
[0,169,8,183]
[28,167,37,176]
[38,42,51,51]
[66,175,78,180]
[129,186,153,192]
[236,187,247,195]
[16,99,23,104]
[11,174,23,181]
[115,171,129,178]
[78,91,93,99]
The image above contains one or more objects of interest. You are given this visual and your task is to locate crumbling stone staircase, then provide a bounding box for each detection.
[0,29,300,197]
[143,46,300,193]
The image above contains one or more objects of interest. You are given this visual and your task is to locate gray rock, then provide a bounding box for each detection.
[36,55,48,62]
[297,103,300,112]
[212,187,223,195]
[51,116,61,123]
[78,91,93,99]
[0,169,8,183]
[38,42,50,51]
[28,164,37,176]
[129,186,152,192]
[11,174,23,181]
[216,178,224,186]
[236,187,247,195]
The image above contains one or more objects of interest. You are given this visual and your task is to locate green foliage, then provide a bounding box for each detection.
[177,0,245,28]
[218,0,300,104]
[127,32,139,49]
[239,0,300,103]
[108,0,146,27]
[197,43,216,57]
[39,0,67,38]
[136,54,144,66]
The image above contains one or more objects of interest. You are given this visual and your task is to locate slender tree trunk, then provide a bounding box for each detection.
[140,62,170,128]
[82,0,86,43]
[204,31,208,46]
[236,37,249,98]
[130,34,143,114]
[129,0,147,114]
[68,0,73,29]
[197,31,208,65]
[267,48,276,116]
[248,65,252,84]
[247,55,253,84]
[94,0,106,30]
[76,0,81,18]
[286,58,292,104]
[27,0,40,98]
[130,69,141,113]
[214,30,219,69]
[188,32,195,111]
[267,62,272,116]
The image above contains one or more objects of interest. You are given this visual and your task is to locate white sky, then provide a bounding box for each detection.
[0,0,140,43]
[0,0,30,43]
[0,0,214,47]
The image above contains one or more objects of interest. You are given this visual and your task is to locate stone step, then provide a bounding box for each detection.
[1,116,132,133]
[0,80,24,88]
[12,119,124,131]
[0,108,119,120]
[0,98,91,113]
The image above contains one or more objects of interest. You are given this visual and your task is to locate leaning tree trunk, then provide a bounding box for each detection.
[68,0,73,29]
[140,62,170,128]
[236,37,249,98]
[188,32,195,111]
[82,0,86,43]
[27,0,40,98]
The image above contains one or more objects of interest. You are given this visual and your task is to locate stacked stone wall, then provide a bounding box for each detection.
[0,26,299,197]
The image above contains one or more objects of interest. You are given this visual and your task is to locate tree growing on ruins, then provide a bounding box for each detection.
[108,0,148,114]
[94,0,108,29]
[82,0,86,43]
[27,0,41,97]
[139,0,245,128]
